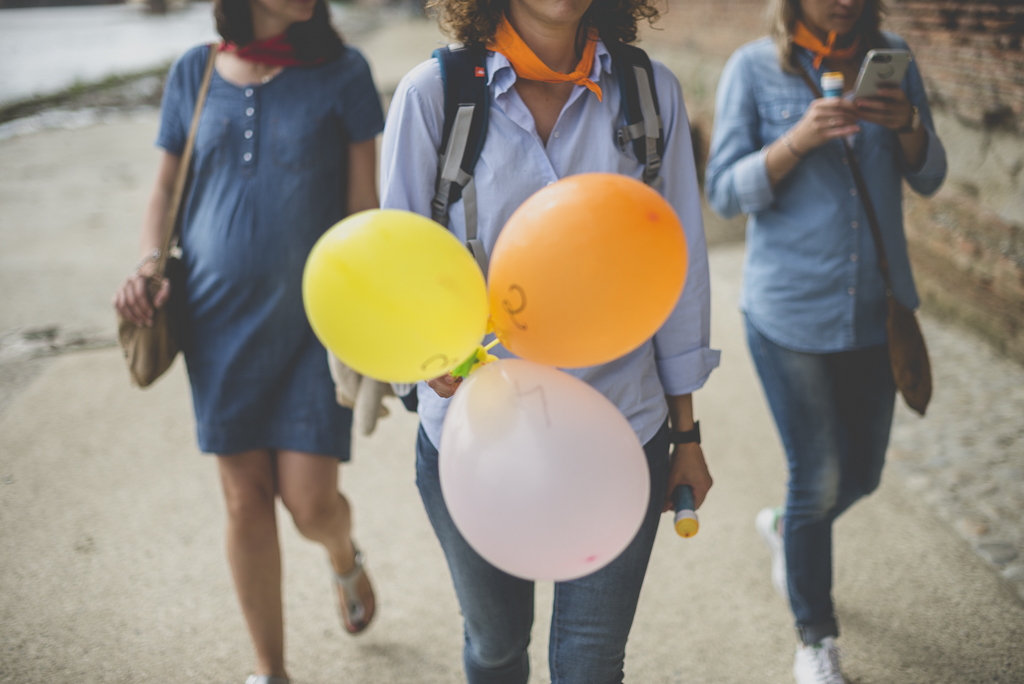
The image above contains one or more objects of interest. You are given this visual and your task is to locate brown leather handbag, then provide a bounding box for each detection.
[798,70,932,415]
[117,45,217,387]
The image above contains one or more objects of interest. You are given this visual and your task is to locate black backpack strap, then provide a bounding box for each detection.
[431,43,490,277]
[606,40,664,189]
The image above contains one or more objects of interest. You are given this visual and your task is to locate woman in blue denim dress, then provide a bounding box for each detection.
[705,0,946,682]
[113,0,384,680]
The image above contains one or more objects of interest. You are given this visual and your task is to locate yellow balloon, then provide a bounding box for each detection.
[303,209,488,383]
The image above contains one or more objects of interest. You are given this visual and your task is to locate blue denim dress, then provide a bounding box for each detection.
[156,45,384,458]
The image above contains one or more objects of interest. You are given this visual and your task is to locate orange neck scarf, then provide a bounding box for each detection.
[792,20,861,69]
[487,16,603,101]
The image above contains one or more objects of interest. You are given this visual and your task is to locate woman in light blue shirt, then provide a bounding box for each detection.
[381,0,719,681]
[705,0,946,681]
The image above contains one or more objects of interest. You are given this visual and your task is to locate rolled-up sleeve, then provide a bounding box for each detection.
[900,53,947,196]
[651,63,721,395]
[704,49,775,217]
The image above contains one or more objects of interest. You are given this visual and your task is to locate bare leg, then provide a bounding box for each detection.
[277,450,375,631]
[217,450,287,678]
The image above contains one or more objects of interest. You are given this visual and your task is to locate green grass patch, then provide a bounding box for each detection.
[0,63,173,126]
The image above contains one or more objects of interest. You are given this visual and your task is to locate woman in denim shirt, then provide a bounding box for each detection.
[705,0,946,682]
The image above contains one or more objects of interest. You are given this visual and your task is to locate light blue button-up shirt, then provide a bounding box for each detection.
[381,41,720,449]
[705,33,947,353]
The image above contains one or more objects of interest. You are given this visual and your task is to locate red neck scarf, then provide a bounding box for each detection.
[486,16,603,101]
[219,33,324,67]
[792,20,861,69]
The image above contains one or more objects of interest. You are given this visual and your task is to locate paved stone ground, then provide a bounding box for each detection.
[4,236,1024,684]
[888,317,1024,600]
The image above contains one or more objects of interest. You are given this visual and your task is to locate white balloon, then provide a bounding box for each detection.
[439,359,650,581]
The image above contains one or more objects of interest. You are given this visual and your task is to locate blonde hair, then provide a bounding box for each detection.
[766,0,887,72]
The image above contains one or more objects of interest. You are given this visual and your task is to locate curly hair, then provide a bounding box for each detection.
[426,0,660,49]
[214,0,344,62]
[766,0,886,73]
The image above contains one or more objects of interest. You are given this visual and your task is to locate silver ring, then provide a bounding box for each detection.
[829,117,836,127]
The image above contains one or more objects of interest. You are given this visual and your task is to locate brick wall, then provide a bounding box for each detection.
[886,0,1024,362]
[651,0,768,59]
[886,0,1024,129]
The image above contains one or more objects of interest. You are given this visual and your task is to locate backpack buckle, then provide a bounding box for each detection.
[616,127,629,152]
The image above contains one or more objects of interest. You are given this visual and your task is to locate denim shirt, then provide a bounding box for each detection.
[381,42,720,449]
[705,34,947,353]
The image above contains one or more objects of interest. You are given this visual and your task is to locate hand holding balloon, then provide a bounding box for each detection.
[429,338,501,398]
[451,339,501,379]
[426,373,462,399]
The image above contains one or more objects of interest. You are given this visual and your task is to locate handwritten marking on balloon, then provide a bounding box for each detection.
[514,381,551,428]
[502,284,528,331]
[421,353,451,373]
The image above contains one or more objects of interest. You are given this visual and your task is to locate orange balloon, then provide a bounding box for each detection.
[488,173,689,368]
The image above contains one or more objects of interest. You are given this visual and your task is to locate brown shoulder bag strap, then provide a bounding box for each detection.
[154,43,218,277]
[796,69,895,298]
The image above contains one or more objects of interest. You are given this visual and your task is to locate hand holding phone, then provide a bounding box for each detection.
[852,49,912,100]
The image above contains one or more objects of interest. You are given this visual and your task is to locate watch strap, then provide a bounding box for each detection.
[669,421,701,445]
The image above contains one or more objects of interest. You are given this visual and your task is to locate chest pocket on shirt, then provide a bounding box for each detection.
[758,99,808,143]
[272,114,323,172]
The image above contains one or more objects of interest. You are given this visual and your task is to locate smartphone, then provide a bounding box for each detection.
[851,49,913,99]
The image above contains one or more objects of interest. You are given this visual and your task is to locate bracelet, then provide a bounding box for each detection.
[781,132,806,159]
[134,248,161,275]
[897,105,920,134]
[762,146,786,181]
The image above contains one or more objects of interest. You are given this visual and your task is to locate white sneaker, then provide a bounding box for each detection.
[755,506,787,598]
[793,637,846,684]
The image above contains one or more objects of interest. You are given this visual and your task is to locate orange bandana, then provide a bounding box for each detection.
[487,16,603,101]
[792,20,861,69]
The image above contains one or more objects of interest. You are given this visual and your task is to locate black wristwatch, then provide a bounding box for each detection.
[669,421,701,445]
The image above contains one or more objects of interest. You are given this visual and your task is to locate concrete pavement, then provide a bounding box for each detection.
[3,237,1024,683]
[2,13,1024,684]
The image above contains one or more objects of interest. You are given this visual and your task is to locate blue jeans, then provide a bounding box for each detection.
[415,421,671,684]
[745,317,895,645]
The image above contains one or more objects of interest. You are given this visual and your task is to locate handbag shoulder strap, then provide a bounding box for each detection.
[796,68,895,296]
[155,43,218,276]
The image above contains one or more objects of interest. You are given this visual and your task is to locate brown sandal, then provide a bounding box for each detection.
[331,544,375,634]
